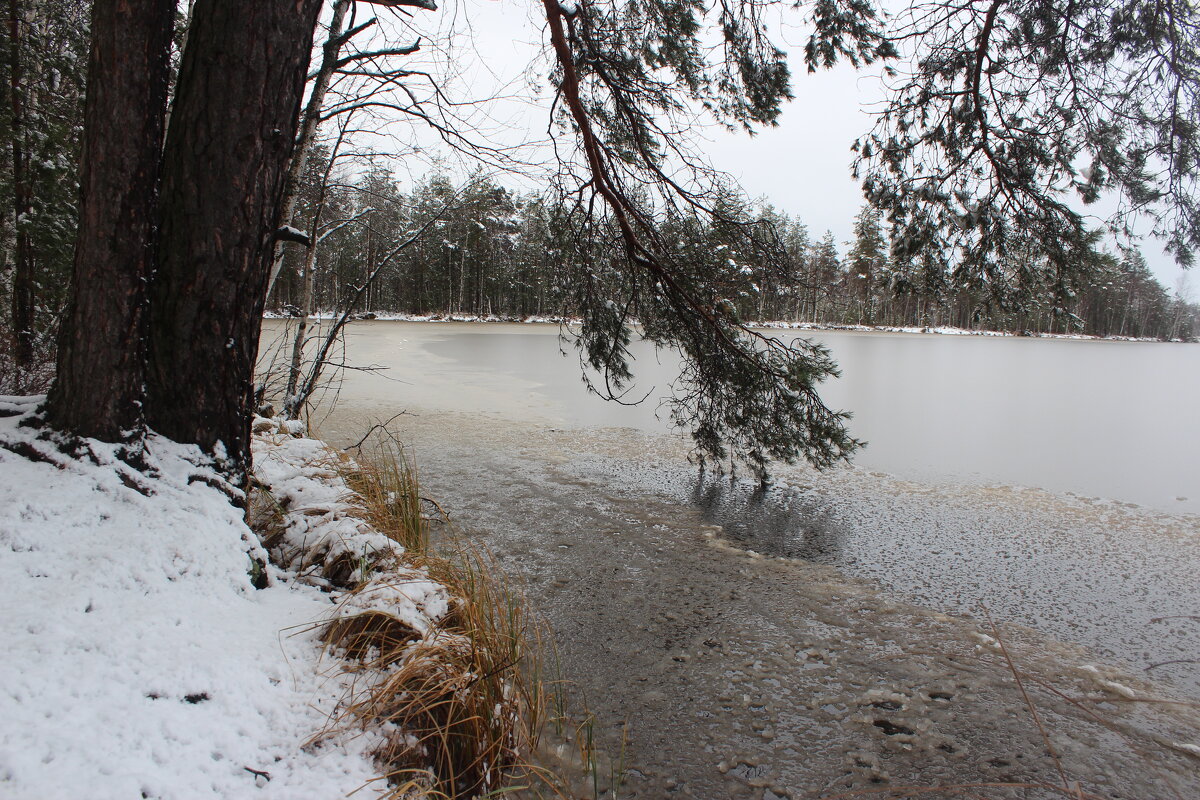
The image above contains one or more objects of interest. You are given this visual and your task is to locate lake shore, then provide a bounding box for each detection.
[318,405,1200,799]
[263,310,1183,343]
[268,319,1200,796]
[0,402,546,799]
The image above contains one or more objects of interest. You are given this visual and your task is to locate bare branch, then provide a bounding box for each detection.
[360,0,436,10]
[334,40,421,70]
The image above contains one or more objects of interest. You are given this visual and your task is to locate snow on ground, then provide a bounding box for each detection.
[263,310,573,325]
[0,397,441,800]
[250,428,450,630]
[262,311,1170,341]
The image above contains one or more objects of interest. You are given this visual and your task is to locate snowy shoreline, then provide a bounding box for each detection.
[0,400,454,799]
[263,310,1177,343]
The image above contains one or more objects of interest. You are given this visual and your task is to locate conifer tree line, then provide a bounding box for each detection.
[2,0,1195,399]
[0,0,89,384]
[3,0,1197,397]
[266,151,1199,341]
[0,0,1194,479]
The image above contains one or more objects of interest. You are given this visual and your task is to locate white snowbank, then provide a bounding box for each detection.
[261,312,1169,341]
[250,428,450,630]
[262,310,575,325]
[251,429,394,583]
[0,398,427,800]
[749,320,1163,341]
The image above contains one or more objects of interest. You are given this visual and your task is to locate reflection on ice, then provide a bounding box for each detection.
[691,474,844,563]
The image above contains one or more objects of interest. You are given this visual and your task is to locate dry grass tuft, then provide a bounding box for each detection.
[324,438,553,799]
[321,610,421,663]
[357,630,512,799]
[248,428,601,798]
[338,443,430,554]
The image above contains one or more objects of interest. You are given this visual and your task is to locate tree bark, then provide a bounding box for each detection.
[145,0,323,479]
[45,0,175,439]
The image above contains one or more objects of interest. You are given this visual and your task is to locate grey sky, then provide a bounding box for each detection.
[378,0,1190,293]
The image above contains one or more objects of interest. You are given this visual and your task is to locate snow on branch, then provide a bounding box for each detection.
[361,0,437,11]
[335,40,421,69]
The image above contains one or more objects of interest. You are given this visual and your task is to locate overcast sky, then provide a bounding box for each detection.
[377,0,1190,293]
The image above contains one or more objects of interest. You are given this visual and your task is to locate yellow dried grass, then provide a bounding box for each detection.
[323,438,556,799]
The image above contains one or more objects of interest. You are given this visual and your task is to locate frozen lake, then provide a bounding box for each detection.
[302,321,1200,513]
[262,320,1200,797]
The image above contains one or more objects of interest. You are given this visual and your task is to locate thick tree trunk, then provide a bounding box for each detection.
[145,0,323,479]
[45,0,174,439]
[7,0,34,367]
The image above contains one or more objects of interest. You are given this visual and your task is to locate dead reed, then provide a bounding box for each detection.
[326,437,555,799]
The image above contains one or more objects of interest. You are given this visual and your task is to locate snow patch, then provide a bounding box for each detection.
[0,404,456,799]
[250,428,449,633]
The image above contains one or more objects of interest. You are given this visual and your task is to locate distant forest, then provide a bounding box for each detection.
[269,155,1199,341]
[3,0,1199,414]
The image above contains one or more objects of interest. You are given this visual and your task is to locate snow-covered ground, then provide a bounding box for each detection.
[263,310,573,326]
[747,319,1164,341]
[262,310,1170,341]
[0,396,445,800]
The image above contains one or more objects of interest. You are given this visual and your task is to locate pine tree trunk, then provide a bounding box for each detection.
[45,0,175,439]
[415,260,425,314]
[145,0,323,478]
